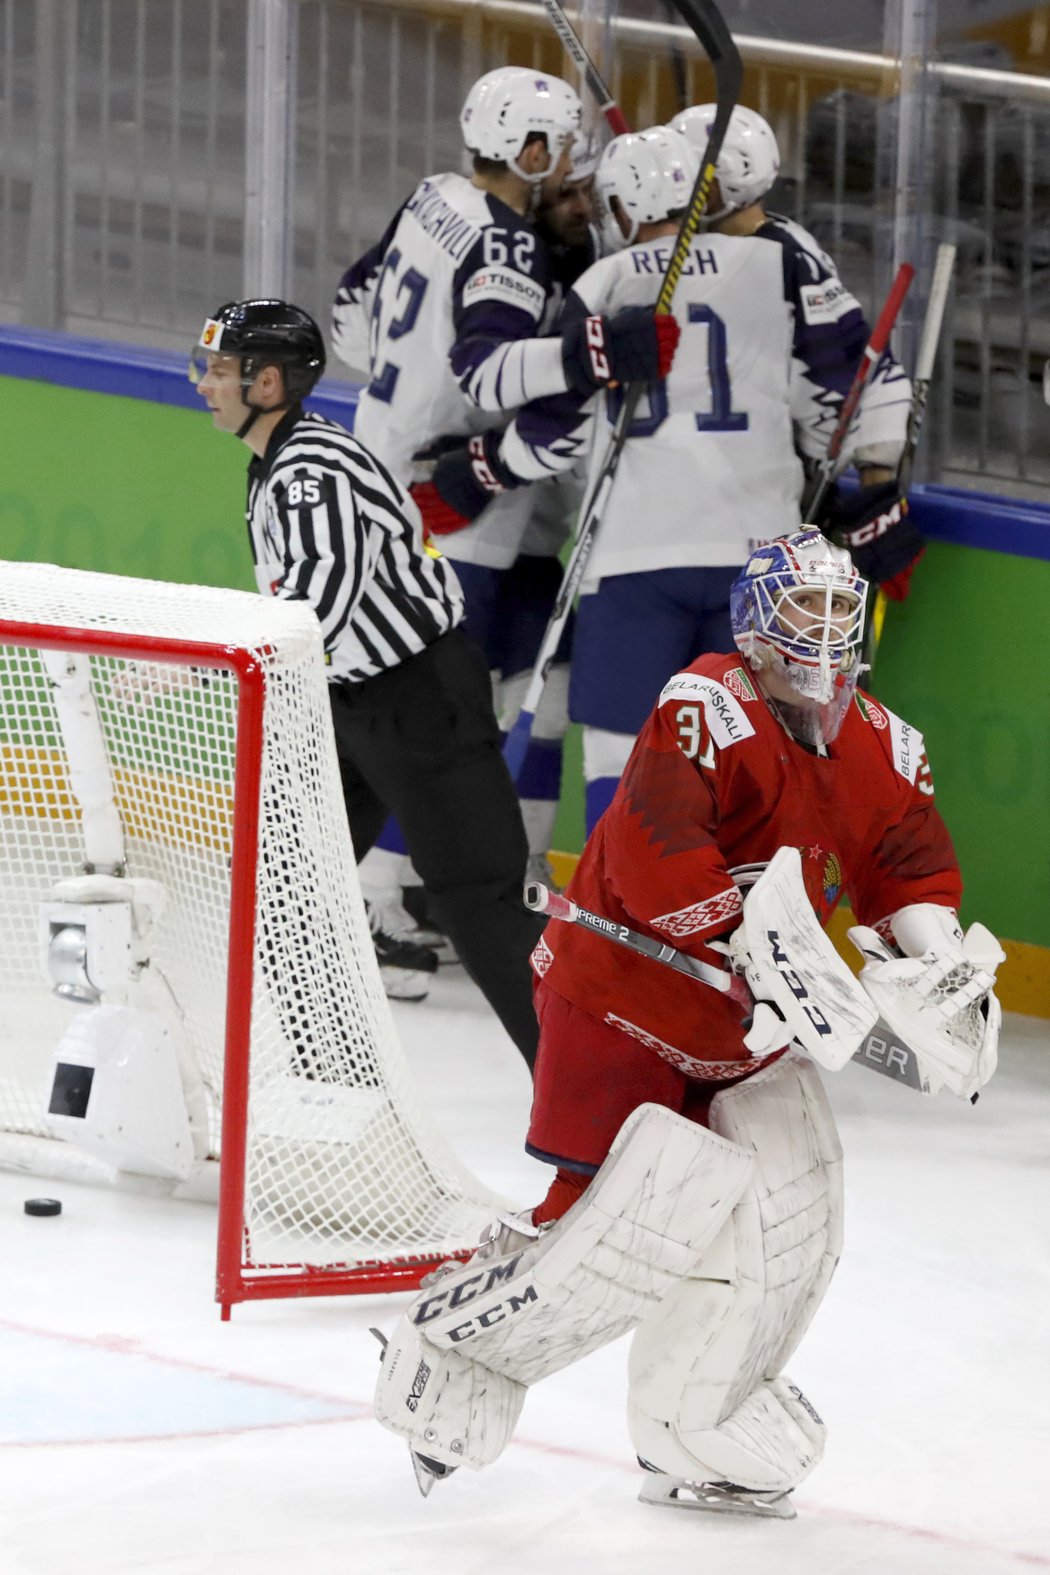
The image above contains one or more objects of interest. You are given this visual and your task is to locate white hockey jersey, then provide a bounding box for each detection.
[334,173,566,469]
[333,171,591,568]
[500,222,912,583]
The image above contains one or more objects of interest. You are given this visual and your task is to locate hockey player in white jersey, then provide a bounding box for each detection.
[671,102,924,597]
[426,123,914,830]
[333,66,677,489]
[333,74,678,908]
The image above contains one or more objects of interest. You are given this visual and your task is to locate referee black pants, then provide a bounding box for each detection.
[329,629,543,1071]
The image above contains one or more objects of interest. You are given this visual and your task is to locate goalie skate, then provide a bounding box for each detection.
[638,1466,796,1521]
[369,1327,460,1498]
[411,1449,459,1499]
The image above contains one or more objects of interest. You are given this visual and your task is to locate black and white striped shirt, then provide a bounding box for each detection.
[246,407,463,683]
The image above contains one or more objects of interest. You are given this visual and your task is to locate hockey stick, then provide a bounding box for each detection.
[866,244,956,669]
[801,261,916,525]
[899,241,956,493]
[540,0,630,136]
[504,0,742,780]
[525,881,934,1094]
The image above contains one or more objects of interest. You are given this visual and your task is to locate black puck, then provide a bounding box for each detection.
[24,1197,62,1217]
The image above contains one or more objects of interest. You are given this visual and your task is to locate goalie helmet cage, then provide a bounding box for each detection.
[0,561,503,1316]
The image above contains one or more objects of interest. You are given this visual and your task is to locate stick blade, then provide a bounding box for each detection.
[502,710,535,782]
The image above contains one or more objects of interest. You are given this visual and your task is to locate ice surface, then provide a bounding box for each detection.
[2,973,1047,1575]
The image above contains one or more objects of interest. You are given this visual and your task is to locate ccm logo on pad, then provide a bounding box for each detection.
[413,1253,541,1341]
[768,931,832,1038]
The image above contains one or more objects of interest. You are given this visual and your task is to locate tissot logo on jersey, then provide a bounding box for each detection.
[799,278,856,326]
[462,266,545,320]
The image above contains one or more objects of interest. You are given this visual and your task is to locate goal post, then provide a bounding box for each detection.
[0,561,504,1315]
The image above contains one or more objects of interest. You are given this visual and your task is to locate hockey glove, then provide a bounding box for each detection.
[409,432,520,536]
[830,482,925,597]
[561,308,680,396]
[848,917,1004,1099]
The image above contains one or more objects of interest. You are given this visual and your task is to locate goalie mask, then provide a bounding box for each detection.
[460,67,582,183]
[730,531,867,748]
[595,126,698,248]
[670,104,780,219]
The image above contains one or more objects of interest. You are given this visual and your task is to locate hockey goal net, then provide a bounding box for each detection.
[0,560,503,1313]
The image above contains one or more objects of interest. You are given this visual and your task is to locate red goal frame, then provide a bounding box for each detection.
[0,617,450,1317]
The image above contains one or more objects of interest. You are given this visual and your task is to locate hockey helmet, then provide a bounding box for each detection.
[595,126,698,247]
[460,67,582,183]
[670,104,780,215]
[190,299,326,402]
[566,125,602,185]
[730,531,867,743]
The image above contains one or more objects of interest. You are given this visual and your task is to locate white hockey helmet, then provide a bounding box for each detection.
[595,126,698,247]
[460,67,582,183]
[670,104,780,214]
[566,125,602,184]
[730,530,867,743]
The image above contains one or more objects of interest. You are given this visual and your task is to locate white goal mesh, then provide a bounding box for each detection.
[0,561,503,1309]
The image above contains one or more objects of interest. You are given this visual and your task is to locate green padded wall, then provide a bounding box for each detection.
[2,374,1048,951]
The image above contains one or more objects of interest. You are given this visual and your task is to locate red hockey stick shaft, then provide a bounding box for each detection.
[803,261,915,522]
[540,1,630,136]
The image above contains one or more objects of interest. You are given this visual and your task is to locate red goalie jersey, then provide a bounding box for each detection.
[532,651,962,1075]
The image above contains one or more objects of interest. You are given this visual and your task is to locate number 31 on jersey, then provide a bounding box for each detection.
[676,704,715,769]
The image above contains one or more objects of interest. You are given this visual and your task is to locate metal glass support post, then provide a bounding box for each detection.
[879,0,940,477]
[244,0,298,298]
[24,0,67,329]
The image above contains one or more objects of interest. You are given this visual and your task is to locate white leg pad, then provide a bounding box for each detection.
[627,1052,841,1491]
[374,1102,755,1468]
[373,1322,526,1471]
[646,1376,827,1494]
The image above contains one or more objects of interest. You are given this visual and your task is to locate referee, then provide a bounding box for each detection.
[191,299,542,1070]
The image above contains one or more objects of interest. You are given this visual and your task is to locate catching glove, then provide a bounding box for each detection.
[830,481,925,597]
[848,916,1004,1100]
[409,431,519,535]
[561,308,680,396]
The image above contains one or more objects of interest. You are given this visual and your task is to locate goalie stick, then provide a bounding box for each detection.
[541,0,630,136]
[524,881,933,1094]
[801,261,916,525]
[504,0,742,780]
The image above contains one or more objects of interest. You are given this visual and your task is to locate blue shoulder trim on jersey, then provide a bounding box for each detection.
[0,325,362,425]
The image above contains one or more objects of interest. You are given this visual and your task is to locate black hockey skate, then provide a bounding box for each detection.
[400,885,459,965]
[366,900,439,1001]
